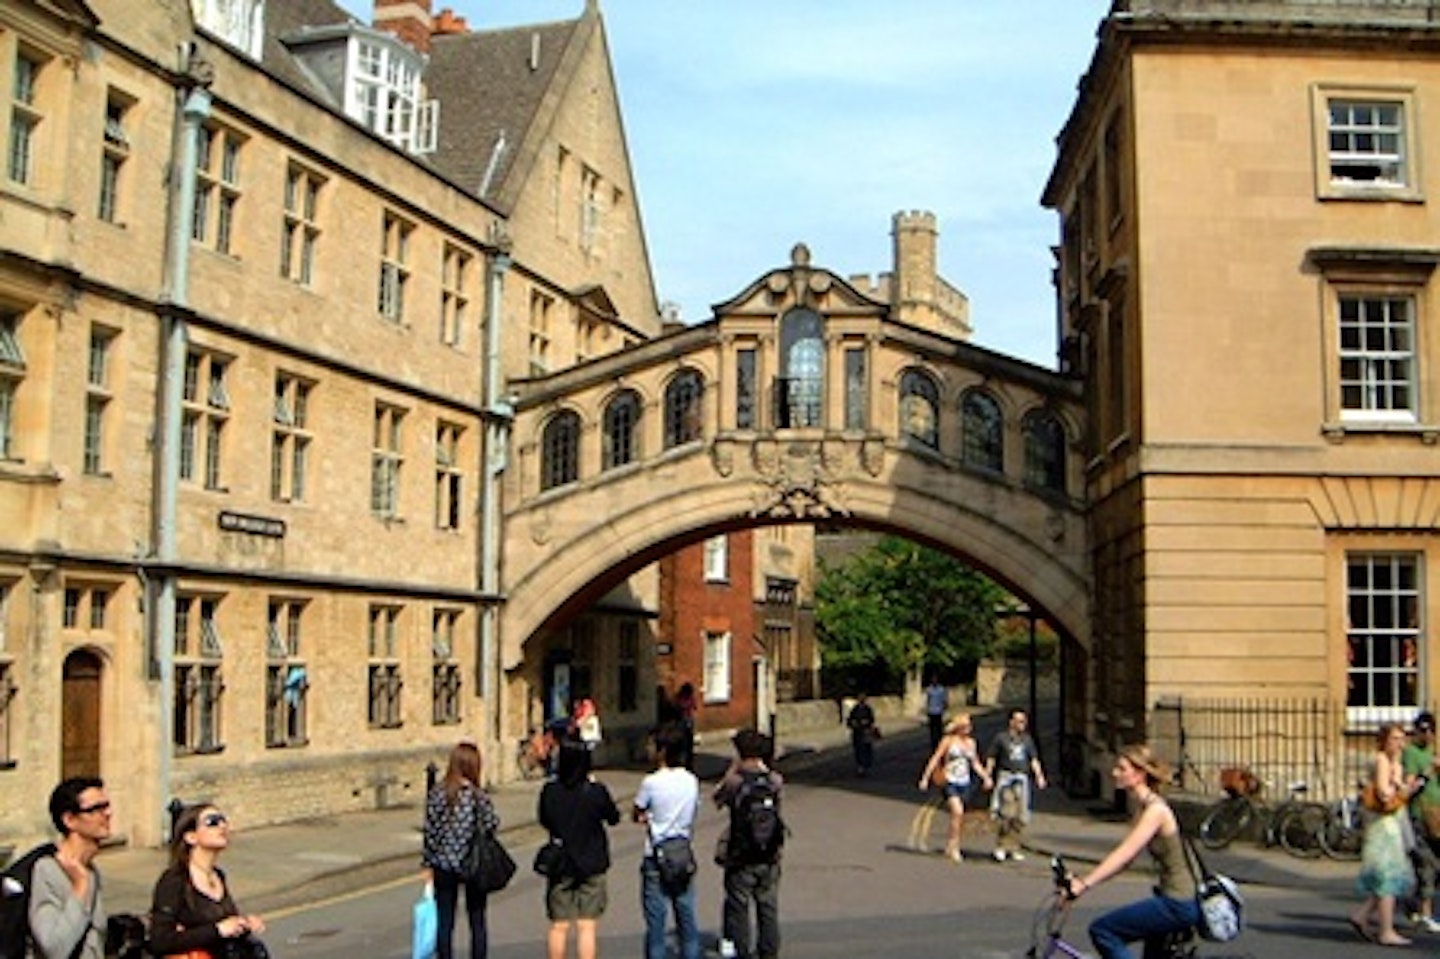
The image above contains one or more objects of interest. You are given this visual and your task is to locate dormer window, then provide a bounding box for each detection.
[347,38,437,154]
[191,0,265,60]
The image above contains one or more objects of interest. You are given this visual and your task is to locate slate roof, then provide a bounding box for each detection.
[238,0,587,209]
[261,0,361,105]
[426,17,582,207]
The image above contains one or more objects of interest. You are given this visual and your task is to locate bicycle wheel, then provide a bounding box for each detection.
[1199,796,1253,850]
[1321,800,1363,860]
[1276,802,1326,858]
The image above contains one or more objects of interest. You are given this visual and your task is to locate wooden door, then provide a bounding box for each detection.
[62,650,102,780]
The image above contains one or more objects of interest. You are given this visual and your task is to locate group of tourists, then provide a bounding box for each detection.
[14,777,269,959]
[421,722,783,959]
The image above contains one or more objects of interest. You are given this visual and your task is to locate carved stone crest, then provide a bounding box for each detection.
[749,439,849,519]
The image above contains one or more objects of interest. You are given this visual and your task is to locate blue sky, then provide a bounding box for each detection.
[340,1,1110,366]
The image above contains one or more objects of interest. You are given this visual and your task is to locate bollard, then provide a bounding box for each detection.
[166,797,184,842]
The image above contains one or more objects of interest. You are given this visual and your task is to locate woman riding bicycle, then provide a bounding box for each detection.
[1063,743,1199,958]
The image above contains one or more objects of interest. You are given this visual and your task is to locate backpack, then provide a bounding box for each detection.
[0,842,58,959]
[729,771,783,862]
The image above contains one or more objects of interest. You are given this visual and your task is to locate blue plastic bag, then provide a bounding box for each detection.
[412,881,438,959]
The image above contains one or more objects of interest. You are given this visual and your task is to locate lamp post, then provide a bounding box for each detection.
[994,602,1041,756]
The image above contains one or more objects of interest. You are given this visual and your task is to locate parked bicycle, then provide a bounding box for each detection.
[1027,855,1196,959]
[1197,766,1327,858]
[516,726,552,780]
[1318,784,1364,861]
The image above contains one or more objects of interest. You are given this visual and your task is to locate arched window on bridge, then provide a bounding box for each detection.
[664,369,704,448]
[899,369,940,448]
[778,308,824,428]
[1023,408,1067,496]
[541,410,581,490]
[602,389,641,470]
[961,389,1004,473]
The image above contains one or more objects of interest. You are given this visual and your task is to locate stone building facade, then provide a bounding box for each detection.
[1045,0,1440,766]
[0,0,660,847]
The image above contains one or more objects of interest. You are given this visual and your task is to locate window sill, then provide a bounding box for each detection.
[1322,421,1439,444]
[0,760,14,771]
[1319,185,1424,204]
[266,739,309,749]
[176,743,227,757]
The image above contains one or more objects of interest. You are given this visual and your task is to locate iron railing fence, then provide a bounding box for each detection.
[1154,696,1437,803]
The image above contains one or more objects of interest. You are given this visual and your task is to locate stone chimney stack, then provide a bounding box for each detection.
[374,0,434,54]
[892,210,939,327]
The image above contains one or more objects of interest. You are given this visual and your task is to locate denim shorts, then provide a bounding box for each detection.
[943,781,975,803]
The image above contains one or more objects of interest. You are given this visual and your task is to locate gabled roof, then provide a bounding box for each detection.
[261,0,361,102]
[426,13,586,207]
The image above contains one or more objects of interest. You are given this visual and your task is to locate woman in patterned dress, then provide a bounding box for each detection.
[1351,722,1423,946]
[423,741,501,959]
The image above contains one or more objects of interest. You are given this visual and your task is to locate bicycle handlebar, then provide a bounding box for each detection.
[1050,855,1079,899]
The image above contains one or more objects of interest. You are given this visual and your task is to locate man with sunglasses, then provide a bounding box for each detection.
[29,776,111,957]
[1404,712,1440,933]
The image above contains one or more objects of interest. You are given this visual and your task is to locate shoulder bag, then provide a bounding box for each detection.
[461,793,517,892]
[534,788,584,878]
[649,821,696,896]
[1182,834,1244,942]
[1362,780,1407,815]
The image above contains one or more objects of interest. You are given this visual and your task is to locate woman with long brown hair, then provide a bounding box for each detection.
[1351,722,1423,946]
[423,740,501,959]
[147,803,267,959]
[1063,743,1197,958]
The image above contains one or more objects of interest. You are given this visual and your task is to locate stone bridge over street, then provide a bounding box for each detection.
[500,246,1091,674]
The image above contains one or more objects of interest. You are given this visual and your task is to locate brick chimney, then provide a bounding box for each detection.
[373,0,433,54]
[433,8,469,35]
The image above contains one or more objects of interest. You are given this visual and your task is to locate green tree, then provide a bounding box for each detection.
[815,535,1003,688]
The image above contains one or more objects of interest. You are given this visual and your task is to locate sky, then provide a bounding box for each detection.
[339,1,1111,367]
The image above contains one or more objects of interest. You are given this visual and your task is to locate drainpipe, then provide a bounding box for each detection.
[480,234,513,768]
[154,60,211,841]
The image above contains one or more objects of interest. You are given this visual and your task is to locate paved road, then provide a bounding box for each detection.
[260,728,1383,958]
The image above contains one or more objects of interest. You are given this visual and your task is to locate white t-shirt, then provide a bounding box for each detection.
[634,765,699,855]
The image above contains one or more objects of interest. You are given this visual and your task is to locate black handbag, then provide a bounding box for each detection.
[476,831,517,892]
[533,838,567,878]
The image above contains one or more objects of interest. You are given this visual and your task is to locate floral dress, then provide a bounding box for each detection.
[1358,760,1416,898]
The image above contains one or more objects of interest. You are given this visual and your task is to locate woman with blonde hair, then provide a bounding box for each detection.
[148,803,268,959]
[423,740,501,959]
[1063,743,1198,958]
[917,712,992,862]
[1350,722,1423,946]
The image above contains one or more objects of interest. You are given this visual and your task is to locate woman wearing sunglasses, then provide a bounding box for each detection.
[148,804,268,958]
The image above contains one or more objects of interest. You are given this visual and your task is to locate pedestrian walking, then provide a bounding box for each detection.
[1403,711,1440,932]
[148,803,269,959]
[1063,744,1200,959]
[917,713,992,862]
[1352,722,1424,946]
[26,777,111,959]
[422,741,500,959]
[984,707,1046,862]
[714,729,784,959]
[539,741,621,959]
[846,692,880,776]
[634,722,701,959]
[922,675,947,751]
[673,682,699,771]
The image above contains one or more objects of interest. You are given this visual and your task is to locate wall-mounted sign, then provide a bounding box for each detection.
[655,643,673,656]
[218,510,286,538]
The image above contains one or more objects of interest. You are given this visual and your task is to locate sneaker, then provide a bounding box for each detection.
[1418,917,1440,933]
[1010,851,1027,862]
[948,849,963,863]
[992,849,1007,862]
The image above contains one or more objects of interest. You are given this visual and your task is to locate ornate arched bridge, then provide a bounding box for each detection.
[499,247,1090,677]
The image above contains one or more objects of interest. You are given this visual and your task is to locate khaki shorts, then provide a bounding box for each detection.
[546,873,608,921]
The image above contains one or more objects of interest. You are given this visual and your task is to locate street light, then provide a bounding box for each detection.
[994,602,1041,751]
